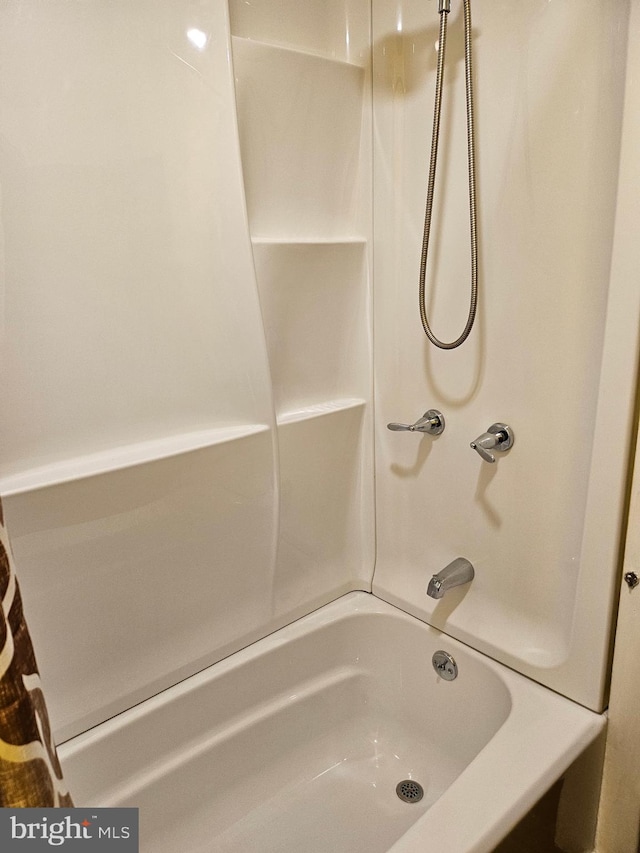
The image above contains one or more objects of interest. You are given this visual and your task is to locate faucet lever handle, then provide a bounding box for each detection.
[387,409,445,436]
[470,423,514,463]
[470,433,500,464]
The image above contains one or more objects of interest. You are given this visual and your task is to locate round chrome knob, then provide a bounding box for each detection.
[470,422,514,463]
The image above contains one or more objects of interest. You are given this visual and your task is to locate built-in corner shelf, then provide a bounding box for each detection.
[251,241,369,415]
[231,36,367,71]
[227,8,374,616]
[228,0,370,70]
[277,398,366,426]
[0,424,270,497]
[252,237,367,247]
[232,37,366,240]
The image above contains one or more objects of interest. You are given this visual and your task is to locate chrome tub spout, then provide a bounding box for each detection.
[427,557,475,599]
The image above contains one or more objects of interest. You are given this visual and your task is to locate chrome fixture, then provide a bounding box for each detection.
[419,0,477,349]
[387,409,445,435]
[427,557,474,599]
[432,650,458,680]
[396,779,425,803]
[624,572,639,590]
[470,423,514,463]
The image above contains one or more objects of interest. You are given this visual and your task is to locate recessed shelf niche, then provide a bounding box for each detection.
[228,0,370,65]
[230,6,374,620]
[252,240,369,416]
[275,402,370,614]
[232,38,366,239]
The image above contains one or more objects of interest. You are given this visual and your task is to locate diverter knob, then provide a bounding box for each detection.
[470,423,514,463]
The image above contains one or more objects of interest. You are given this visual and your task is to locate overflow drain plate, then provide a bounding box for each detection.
[432,650,458,680]
[396,779,424,803]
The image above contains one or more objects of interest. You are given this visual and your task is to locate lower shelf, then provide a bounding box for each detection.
[0,424,270,497]
[277,397,366,426]
[274,401,371,613]
[3,427,277,743]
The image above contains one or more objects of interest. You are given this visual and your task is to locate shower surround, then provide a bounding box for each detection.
[0,0,373,743]
[372,0,636,711]
[0,0,638,847]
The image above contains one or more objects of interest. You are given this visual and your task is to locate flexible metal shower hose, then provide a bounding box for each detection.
[419,0,477,349]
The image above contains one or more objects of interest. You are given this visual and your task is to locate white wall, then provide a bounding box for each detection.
[594,0,640,846]
[0,0,374,742]
[371,0,639,711]
[229,3,375,611]
[3,0,636,753]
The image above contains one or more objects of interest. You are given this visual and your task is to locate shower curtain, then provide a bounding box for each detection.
[0,498,73,807]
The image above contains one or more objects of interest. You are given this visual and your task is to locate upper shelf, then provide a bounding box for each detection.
[231,35,367,70]
[228,0,370,68]
[252,237,367,247]
[232,38,367,240]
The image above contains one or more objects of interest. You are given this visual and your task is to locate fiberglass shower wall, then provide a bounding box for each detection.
[229,0,374,615]
[372,0,638,711]
[0,0,374,743]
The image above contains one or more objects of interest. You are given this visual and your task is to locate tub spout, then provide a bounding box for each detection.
[427,557,475,599]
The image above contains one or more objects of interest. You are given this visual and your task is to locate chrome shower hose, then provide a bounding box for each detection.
[419,0,478,349]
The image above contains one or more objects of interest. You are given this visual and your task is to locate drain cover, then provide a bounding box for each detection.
[432,650,458,680]
[396,779,424,803]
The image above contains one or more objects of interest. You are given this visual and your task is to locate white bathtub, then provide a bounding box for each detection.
[59,593,604,852]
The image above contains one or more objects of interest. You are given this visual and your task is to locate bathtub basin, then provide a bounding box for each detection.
[59,592,604,852]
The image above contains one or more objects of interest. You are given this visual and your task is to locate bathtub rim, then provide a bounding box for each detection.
[58,591,605,853]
